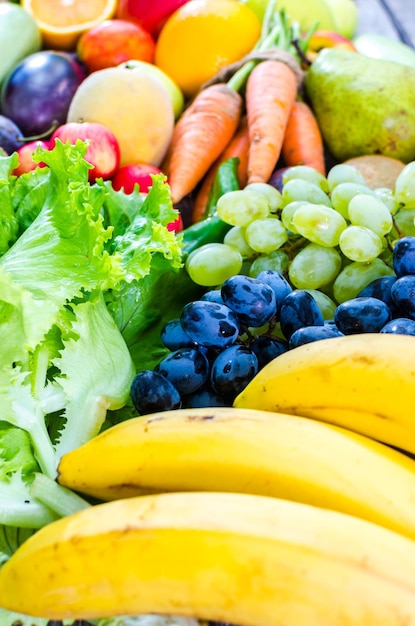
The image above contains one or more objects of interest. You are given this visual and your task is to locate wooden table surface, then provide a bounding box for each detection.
[355,0,415,47]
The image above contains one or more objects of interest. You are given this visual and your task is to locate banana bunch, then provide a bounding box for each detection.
[56,405,415,542]
[3,331,415,621]
[234,332,415,455]
[2,490,415,622]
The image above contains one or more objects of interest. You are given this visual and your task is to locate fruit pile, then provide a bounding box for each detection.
[130,161,415,413]
[3,0,415,624]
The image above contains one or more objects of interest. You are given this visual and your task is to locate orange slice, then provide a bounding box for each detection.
[22,0,117,51]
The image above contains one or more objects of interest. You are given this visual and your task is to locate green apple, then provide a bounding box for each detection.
[0,3,41,86]
[239,0,358,38]
[118,60,185,120]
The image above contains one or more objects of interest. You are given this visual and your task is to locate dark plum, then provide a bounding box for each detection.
[279,290,324,339]
[1,51,86,137]
[182,385,229,408]
[130,370,181,414]
[358,275,399,314]
[200,289,226,305]
[221,275,277,328]
[250,335,288,368]
[160,318,198,351]
[0,114,25,154]
[210,344,258,396]
[380,317,415,335]
[155,347,210,395]
[255,269,292,313]
[392,236,415,277]
[391,275,415,319]
[289,323,344,349]
[334,296,391,334]
[180,300,240,350]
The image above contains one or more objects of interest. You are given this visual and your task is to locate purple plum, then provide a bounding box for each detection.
[0,50,86,138]
[0,114,25,154]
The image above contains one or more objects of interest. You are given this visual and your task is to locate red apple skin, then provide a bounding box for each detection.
[51,122,121,183]
[77,20,156,73]
[116,0,191,38]
[111,162,182,232]
[306,30,357,61]
[167,213,183,233]
[12,140,50,176]
[111,162,166,194]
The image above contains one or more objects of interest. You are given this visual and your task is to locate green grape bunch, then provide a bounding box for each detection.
[185,163,415,305]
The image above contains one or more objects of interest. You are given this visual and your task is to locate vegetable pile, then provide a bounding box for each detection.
[0,139,187,537]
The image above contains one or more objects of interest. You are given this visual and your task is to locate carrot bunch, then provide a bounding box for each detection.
[163,1,325,219]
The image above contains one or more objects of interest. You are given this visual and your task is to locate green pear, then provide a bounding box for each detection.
[305,48,415,163]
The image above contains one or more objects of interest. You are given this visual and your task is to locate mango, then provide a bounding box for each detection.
[67,66,175,167]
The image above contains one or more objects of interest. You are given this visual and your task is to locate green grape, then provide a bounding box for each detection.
[394,162,415,208]
[326,163,366,191]
[333,258,395,303]
[244,182,282,212]
[280,201,305,234]
[292,203,347,247]
[288,243,342,289]
[223,226,256,259]
[347,193,393,236]
[304,289,337,320]
[339,225,384,263]
[330,182,374,220]
[394,207,415,237]
[245,217,288,253]
[282,165,329,192]
[216,189,270,226]
[374,187,398,214]
[186,243,242,287]
[249,250,289,277]
[281,179,331,207]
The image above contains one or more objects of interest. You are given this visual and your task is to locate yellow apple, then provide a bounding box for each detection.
[239,0,358,38]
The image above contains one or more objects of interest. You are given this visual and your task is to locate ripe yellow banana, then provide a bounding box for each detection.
[234,332,415,454]
[2,491,415,622]
[57,406,415,542]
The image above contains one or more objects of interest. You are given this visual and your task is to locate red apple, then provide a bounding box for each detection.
[116,0,191,38]
[51,122,121,183]
[12,140,50,176]
[306,30,357,61]
[77,19,156,73]
[111,162,182,232]
[111,162,166,194]
[167,213,183,232]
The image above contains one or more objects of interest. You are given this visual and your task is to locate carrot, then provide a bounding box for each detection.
[282,100,326,175]
[245,58,298,185]
[163,83,243,205]
[191,117,250,223]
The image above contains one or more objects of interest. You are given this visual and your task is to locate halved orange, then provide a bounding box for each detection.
[22,0,118,51]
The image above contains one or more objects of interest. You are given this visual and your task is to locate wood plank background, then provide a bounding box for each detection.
[355,0,415,47]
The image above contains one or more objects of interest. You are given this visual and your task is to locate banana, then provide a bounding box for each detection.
[2,491,415,622]
[56,406,415,542]
[234,332,415,455]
